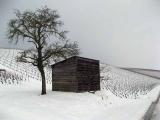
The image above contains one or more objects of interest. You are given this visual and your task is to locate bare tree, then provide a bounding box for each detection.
[7,6,80,95]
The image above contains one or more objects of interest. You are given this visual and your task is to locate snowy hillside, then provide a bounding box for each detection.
[0,48,160,120]
[0,48,52,84]
[0,48,159,98]
[101,64,160,98]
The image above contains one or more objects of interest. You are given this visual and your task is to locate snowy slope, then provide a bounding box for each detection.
[0,48,160,120]
[101,64,160,98]
[0,48,52,84]
[0,48,160,99]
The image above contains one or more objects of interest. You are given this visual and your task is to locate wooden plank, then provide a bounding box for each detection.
[52,56,100,92]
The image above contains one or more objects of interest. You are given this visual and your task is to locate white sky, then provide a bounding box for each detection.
[1,0,160,69]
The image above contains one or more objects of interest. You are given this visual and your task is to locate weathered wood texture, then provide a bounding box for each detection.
[51,56,100,92]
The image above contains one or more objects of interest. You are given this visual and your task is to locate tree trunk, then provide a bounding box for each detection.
[37,47,46,95]
[39,67,46,95]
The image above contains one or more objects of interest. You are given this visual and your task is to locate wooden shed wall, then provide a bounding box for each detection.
[52,56,100,92]
[52,57,78,92]
[77,57,100,91]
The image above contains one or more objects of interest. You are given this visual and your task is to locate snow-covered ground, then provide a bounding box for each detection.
[0,80,160,120]
[151,96,160,120]
[0,48,160,120]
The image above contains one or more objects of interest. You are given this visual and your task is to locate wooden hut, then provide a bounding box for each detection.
[51,56,100,92]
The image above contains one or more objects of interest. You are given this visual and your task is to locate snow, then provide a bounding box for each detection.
[125,68,160,79]
[0,79,160,120]
[151,94,160,120]
[101,64,160,98]
[0,48,160,120]
[0,81,107,120]
[0,48,52,83]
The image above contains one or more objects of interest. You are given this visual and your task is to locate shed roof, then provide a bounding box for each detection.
[51,56,99,68]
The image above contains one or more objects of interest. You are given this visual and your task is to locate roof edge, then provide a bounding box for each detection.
[51,56,99,67]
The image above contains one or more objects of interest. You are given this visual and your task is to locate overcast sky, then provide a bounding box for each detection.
[0,0,160,69]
